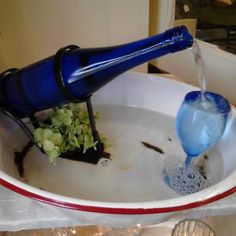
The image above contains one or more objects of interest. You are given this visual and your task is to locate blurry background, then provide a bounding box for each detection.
[0,0,149,71]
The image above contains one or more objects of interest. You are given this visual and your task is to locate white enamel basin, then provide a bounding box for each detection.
[0,71,236,227]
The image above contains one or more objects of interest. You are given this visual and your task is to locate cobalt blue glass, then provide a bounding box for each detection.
[176,91,231,161]
[1,26,193,118]
[163,91,231,195]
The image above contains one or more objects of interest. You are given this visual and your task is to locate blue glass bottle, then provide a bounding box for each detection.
[1,26,193,118]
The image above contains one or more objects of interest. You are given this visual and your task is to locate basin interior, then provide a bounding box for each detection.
[1,72,236,207]
[0,103,226,203]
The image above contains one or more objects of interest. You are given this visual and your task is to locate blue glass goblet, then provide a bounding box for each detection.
[163,91,231,195]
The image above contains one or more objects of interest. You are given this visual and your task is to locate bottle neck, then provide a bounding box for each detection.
[68,26,193,84]
[162,26,193,52]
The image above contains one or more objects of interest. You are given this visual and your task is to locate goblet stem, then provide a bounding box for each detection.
[184,155,197,180]
[184,155,195,168]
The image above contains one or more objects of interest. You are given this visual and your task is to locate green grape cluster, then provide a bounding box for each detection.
[34,103,103,163]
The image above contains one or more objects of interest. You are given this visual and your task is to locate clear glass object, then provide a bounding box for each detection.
[163,91,231,195]
[171,219,216,236]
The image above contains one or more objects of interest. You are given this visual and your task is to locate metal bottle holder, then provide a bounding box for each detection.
[0,45,105,172]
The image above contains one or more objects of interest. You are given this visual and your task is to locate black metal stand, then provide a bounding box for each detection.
[53,45,103,162]
[0,45,104,165]
[0,69,42,147]
[0,68,18,108]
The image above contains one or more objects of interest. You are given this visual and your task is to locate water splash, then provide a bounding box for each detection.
[163,162,212,195]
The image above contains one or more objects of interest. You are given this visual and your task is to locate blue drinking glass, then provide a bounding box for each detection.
[163,91,231,195]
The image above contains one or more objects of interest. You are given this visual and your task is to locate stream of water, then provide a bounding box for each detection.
[164,40,216,195]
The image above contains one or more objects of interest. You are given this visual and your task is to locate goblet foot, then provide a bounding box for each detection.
[163,161,213,195]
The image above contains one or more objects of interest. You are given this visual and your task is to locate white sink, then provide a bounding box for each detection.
[1,71,236,229]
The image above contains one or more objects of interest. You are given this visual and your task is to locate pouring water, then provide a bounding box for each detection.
[163,40,231,195]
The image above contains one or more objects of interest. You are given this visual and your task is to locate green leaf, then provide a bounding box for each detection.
[50,133,63,145]
[43,140,55,151]
[33,102,110,164]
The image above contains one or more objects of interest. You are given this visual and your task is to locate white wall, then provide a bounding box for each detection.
[149,0,176,67]
[0,0,149,71]
[0,34,7,71]
[149,0,175,35]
